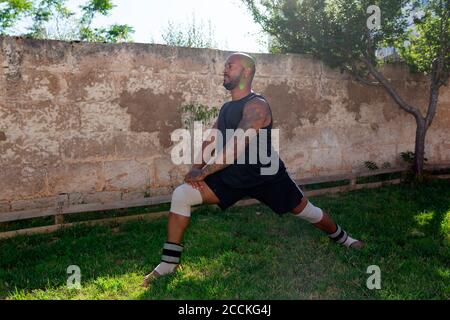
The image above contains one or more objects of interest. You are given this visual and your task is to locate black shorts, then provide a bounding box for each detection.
[204,169,304,215]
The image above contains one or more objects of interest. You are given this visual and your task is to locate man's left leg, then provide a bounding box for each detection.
[291,197,365,249]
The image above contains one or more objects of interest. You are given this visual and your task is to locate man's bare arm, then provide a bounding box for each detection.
[201,98,271,177]
[191,119,219,170]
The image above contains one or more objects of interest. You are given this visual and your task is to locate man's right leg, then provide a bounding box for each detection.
[142,181,220,287]
[166,181,220,244]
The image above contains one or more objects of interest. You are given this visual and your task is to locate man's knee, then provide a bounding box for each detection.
[292,199,323,223]
[170,183,203,217]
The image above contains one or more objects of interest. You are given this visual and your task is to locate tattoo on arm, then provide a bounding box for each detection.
[202,98,271,176]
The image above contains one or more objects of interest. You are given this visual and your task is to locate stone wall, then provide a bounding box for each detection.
[1,36,449,213]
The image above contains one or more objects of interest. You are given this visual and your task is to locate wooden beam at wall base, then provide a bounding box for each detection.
[0,211,169,240]
[0,178,405,240]
[0,195,172,223]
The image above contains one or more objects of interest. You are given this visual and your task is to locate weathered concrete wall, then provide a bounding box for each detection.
[1,36,449,212]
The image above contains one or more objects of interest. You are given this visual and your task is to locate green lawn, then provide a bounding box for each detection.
[0,179,449,300]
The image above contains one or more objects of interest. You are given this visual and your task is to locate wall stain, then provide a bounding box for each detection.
[345,80,429,122]
[262,81,332,140]
[118,89,182,149]
[66,68,100,102]
[344,81,386,121]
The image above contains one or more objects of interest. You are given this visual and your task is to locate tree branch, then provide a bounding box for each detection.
[342,65,381,87]
[361,56,423,120]
[343,64,381,87]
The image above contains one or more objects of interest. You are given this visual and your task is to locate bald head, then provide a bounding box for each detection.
[228,52,256,78]
[223,52,256,91]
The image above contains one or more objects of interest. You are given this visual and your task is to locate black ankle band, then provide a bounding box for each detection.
[328,225,349,244]
[161,242,183,264]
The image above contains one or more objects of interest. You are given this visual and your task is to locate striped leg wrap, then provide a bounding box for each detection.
[328,225,357,247]
[161,242,184,265]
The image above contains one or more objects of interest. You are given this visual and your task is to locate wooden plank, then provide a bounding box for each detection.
[0,224,62,239]
[0,175,433,240]
[352,179,402,190]
[54,215,64,224]
[0,195,171,223]
[302,179,402,197]
[435,174,450,180]
[0,207,58,223]
[295,173,353,186]
[55,200,64,224]
[297,164,449,186]
[62,195,171,215]
[1,164,448,225]
[304,185,353,197]
[426,163,450,170]
[0,211,170,240]
[354,167,405,178]
[295,167,406,186]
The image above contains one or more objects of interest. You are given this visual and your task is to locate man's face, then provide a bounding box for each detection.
[223,57,244,91]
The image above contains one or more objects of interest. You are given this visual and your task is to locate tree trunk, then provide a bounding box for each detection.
[363,58,442,178]
[413,117,427,176]
[414,66,442,176]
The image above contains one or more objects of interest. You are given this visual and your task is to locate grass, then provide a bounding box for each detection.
[0,179,449,300]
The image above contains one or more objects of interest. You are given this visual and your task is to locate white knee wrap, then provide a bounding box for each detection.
[294,201,323,223]
[169,183,203,217]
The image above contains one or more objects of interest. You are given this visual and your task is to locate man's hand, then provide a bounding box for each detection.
[184,168,207,190]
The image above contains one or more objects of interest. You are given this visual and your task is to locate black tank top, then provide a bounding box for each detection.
[215,92,286,188]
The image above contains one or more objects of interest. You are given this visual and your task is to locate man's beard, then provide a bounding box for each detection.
[223,79,238,90]
[223,71,243,91]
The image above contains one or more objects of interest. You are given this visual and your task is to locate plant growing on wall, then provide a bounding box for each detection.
[364,160,391,171]
[400,150,428,167]
[180,103,219,129]
[243,0,449,178]
[364,161,379,171]
[179,103,219,166]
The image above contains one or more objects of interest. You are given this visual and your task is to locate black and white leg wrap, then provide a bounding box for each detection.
[154,242,184,275]
[328,225,358,247]
[161,242,183,264]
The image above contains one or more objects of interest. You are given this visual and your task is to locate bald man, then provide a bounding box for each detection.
[142,52,364,287]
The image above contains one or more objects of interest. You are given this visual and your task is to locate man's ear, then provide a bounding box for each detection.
[244,68,251,78]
